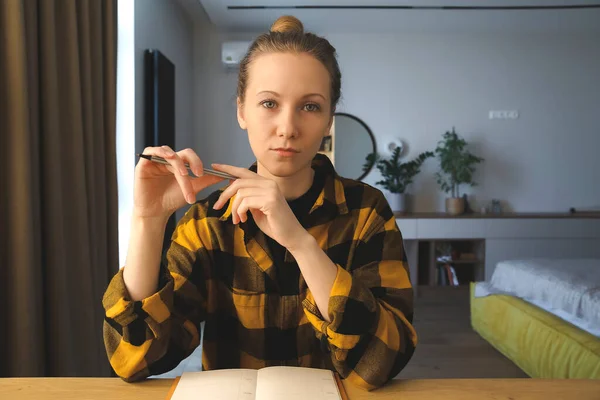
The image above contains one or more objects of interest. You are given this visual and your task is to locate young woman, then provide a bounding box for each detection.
[103,15,416,390]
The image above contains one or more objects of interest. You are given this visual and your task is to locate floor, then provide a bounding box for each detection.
[398,285,528,379]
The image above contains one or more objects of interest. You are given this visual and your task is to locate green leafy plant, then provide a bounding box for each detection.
[364,147,434,194]
[434,127,484,198]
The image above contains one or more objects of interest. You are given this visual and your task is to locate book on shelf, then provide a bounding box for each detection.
[437,263,459,286]
[165,366,348,400]
[436,254,479,263]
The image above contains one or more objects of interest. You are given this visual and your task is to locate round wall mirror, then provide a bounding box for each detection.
[331,113,376,181]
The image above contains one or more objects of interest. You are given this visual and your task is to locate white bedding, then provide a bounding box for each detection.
[474,258,600,337]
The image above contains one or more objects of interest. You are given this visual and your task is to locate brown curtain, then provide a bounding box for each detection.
[0,0,118,377]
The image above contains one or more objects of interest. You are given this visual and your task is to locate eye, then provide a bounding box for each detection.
[260,100,276,109]
[303,103,320,112]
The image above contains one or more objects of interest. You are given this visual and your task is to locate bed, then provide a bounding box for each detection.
[470,258,600,379]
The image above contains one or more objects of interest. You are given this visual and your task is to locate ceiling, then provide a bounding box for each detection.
[196,0,600,34]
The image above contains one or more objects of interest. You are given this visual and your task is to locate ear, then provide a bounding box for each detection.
[237,97,247,130]
[325,112,335,136]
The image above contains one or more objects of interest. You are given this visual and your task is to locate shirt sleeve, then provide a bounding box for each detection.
[102,207,209,382]
[301,194,417,390]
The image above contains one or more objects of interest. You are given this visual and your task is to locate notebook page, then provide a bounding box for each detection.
[171,369,258,400]
[255,367,341,400]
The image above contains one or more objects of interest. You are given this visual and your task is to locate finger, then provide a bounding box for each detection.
[229,188,263,224]
[158,146,197,204]
[174,171,196,204]
[138,146,176,171]
[190,174,225,193]
[137,146,191,182]
[140,145,175,158]
[229,188,248,224]
[236,196,264,224]
[213,179,271,210]
[156,145,188,176]
[230,191,263,224]
[212,163,259,179]
[214,180,244,210]
[233,188,265,223]
[178,148,204,177]
[138,146,198,204]
[158,147,222,194]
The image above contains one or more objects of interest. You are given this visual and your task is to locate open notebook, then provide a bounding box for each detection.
[165,366,347,400]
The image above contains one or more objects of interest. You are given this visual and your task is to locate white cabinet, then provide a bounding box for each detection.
[396,219,417,239]
[417,219,486,239]
[396,216,600,288]
[484,219,600,239]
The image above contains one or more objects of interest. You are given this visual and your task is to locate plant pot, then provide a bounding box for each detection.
[445,197,464,215]
[389,193,408,213]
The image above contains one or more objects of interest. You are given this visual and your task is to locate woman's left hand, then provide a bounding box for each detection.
[211,163,309,250]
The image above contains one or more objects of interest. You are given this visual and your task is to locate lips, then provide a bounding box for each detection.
[272,148,299,157]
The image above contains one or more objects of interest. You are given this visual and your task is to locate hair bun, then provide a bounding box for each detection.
[270,15,304,34]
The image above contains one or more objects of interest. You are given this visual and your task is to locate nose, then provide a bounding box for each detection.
[276,107,299,139]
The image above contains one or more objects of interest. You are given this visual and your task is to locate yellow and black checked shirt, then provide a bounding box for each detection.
[102,154,417,390]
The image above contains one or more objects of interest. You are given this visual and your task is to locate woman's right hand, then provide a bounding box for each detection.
[133,146,226,220]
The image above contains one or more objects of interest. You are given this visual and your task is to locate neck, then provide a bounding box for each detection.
[257,162,315,200]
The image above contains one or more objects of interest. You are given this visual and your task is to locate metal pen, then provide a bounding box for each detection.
[137,154,237,180]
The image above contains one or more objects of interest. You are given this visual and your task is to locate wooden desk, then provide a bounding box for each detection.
[1,378,599,400]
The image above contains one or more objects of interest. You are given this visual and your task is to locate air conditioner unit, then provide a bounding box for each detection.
[221,41,251,69]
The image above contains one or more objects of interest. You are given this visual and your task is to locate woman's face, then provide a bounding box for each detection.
[237,52,333,178]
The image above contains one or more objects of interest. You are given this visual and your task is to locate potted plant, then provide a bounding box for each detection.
[364,147,433,213]
[434,127,484,215]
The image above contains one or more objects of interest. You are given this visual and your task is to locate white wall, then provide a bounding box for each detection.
[134,0,195,223]
[327,32,600,213]
[134,0,195,155]
[192,29,255,199]
[192,30,600,213]
[116,0,135,268]
[117,0,195,267]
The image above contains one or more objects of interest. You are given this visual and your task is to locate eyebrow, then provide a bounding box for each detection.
[256,90,327,101]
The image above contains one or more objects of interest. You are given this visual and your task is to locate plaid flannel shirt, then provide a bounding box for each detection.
[102,154,417,390]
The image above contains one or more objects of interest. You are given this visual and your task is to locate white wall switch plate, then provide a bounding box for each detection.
[489,110,519,119]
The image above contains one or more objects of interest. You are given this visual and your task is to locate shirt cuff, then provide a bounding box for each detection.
[301,265,369,352]
[103,267,174,338]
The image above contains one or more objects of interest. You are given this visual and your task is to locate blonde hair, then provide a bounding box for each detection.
[237,15,341,112]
